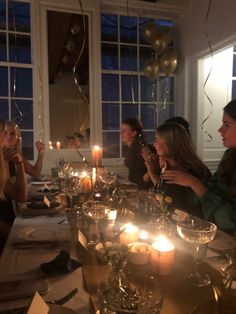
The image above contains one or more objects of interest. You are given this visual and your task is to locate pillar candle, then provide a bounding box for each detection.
[56,141,61,149]
[92,145,102,167]
[80,171,92,193]
[151,235,175,275]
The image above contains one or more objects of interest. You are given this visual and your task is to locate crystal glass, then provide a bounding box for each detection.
[177,217,217,287]
[99,168,117,200]
[82,200,110,244]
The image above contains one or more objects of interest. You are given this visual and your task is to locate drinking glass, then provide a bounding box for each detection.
[177,216,217,287]
[82,200,110,244]
[99,168,117,200]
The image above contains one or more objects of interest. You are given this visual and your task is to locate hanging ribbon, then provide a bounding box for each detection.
[11,1,23,123]
[37,67,44,141]
[202,0,213,141]
[73,0,89,134]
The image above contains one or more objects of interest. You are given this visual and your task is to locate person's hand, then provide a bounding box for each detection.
[141,146,152,160]
[2,147,23,164]
[162,170,195,187]
[35,141,45,154]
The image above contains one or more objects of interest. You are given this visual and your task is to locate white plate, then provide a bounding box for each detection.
[18,226,61,241]
[31,180,53,186]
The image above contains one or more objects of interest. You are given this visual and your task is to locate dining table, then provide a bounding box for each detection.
[0,176,235,313]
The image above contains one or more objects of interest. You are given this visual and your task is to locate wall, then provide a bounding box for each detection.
[176,0,236,167]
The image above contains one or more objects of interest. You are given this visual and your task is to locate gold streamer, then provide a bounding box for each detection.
[202,0,213,141]
[73,0,89,134]
[37,67,44,141]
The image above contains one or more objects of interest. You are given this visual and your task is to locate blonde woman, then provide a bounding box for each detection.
[0,119,27,250]
[146,123,211,218]
[4,121,45,178]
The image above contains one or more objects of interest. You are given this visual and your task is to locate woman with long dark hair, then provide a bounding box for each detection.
[163,99,236,234]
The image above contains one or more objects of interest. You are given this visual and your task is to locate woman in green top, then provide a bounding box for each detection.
[162,99,236,234]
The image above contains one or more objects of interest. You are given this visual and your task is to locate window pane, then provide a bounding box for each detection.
[141,76,157,102]
[102,74,119,101]
[9,33,31,63]
[101,43,118,70]
[120,45,137,71]
[157,19,174,27]
[121,75,138,101]
[232,80,236,99]
[102,103,120,130]
[21,131,33,160]
[0,32,6,61]
[8,1,30,33]
[139,47,153,71]
[158,102,175,125]
[10,67,32,97]
[143,131,155,145]
[233,55,236,77]
[122,103,139,121]
[103,132,120,158]
[11,99,33,128]
[0,66,8,96]
[120,16,137,44]
[158,77,174,102]
[141,104,156,129]
[0,99,9,120]
[101,14,118,42]
[0,0,6,30]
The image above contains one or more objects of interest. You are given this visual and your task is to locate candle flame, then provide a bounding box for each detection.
[139,230,149,240]
[123,223,139,234]
[153,235,174,252]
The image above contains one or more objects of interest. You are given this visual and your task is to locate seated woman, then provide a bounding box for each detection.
[146,122,211,218]
[162,100,236,234]
[0,119,27,252]
[4,121,45,178]
[121,118,155,189]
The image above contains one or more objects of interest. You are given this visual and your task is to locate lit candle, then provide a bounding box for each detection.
[151,235,175,275]
[49,141,53,150]
[108,210,117,221]
[92,145,102,167]
[80,171,92,193]
[119,223,139,245]
[92,167,97,186]
[139,230,149,241]
[56,141,61,149]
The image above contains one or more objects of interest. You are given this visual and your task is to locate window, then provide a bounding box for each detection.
[101,14,175,159]
[0,0,33,159]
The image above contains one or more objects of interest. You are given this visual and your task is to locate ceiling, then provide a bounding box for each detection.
[47,11,89,85]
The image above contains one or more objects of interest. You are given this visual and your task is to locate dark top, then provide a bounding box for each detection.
[124,140,154,190]
[158,167,210,219]
[0,197,15,225]
[200,149,236,233]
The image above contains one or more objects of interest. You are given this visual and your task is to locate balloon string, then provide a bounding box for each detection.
[202,0,213,141]
[126,0,139,122]
[37,67,44,141]
[73,0,89,133]
[11,2,23,122]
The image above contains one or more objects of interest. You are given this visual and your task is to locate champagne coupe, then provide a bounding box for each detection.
[177,217,217,287]
[82,200,110,244]
[99,168,117,200]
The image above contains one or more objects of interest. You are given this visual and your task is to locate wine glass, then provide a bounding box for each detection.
[99,168,117,200]
[177,216,217,287]
[82,200,110,244]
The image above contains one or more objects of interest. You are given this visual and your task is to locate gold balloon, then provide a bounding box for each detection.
[142,22,157,44]
[143,58,160,81]
[151,26,173,56]
[159,49,178,76]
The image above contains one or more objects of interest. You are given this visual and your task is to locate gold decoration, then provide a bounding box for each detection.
[143,57,160,81]
[159,48,178,76]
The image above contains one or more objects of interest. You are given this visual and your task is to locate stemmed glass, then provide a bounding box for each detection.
[99,168,117,200]
[82,200,110,244]
[177,216,217,287]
